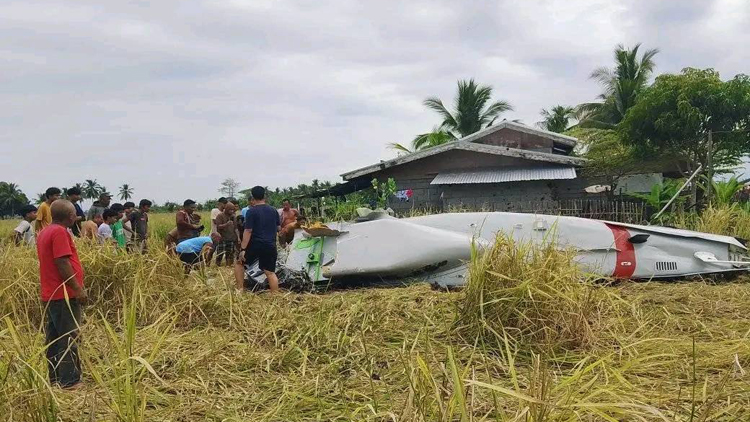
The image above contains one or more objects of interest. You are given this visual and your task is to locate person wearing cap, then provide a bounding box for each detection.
[14,204,38,246]
[86,192,111,221]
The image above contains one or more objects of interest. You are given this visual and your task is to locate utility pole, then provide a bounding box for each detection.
[706,130,713,205]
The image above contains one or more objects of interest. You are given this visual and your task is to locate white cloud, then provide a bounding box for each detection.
[1,0,748,203]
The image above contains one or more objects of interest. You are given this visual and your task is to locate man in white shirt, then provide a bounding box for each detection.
[14,205,38,246]
[210,197,228,233]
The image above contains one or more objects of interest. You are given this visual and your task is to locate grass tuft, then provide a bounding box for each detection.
[457,235,610,353]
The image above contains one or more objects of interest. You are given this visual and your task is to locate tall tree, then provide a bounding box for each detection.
[537,106,576,133]
[424,79,513,138]
[219,178,240,198]
[577,43,659,128]
[83,179,103,201]
[0,182,29,216]
[118,184,134,201]
[620,68,750,204]
[389,129,455,154]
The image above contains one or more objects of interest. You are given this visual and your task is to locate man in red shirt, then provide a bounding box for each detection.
[36,199,87,389]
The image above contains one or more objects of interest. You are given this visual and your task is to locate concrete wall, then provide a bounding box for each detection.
[388,177,442,213]
[615,173,663,194]
[440,181,553,210]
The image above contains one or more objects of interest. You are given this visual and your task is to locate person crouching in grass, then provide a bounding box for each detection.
[175,233,222,274]
[36,199,87,389]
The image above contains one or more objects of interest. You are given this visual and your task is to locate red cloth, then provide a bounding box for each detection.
[36,224,84,301]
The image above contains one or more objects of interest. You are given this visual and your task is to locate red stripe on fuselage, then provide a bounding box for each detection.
[605,223,636,278]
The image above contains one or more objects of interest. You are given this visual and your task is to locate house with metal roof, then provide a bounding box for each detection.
[338,121,620,213]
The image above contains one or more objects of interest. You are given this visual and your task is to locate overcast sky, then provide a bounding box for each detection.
[2,0,748,204]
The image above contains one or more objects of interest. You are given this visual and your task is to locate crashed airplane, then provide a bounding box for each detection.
[245,212,750,289]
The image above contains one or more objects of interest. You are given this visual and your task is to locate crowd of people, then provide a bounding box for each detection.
[13,186,152,251]
[11,184,302,390]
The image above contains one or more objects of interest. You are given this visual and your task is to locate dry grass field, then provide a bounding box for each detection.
[1,210,750,421]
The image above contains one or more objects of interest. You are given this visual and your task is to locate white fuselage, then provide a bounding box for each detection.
[284,212,748,287]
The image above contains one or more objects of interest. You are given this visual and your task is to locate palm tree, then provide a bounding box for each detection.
[389,130,455,154]
[423,79,513,138]
[35,192,46,205]
[0,182,28,216]
[537,106,576,133]
[83,179,103,201]
[119,183,134,201]
[577,43,659,128]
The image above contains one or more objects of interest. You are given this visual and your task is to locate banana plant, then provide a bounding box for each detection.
[628,179,686,210]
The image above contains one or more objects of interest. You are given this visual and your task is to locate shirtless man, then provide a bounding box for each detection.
[278,199,300,246]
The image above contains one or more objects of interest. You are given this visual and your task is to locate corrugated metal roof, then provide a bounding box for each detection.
[430,167,577,185]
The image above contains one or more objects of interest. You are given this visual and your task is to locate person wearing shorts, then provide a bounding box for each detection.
[175,233,221,274]
[235,186,280,292]
[214,202,239,266]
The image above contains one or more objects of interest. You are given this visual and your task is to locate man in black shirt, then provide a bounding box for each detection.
[66,187,86,237]
[237,186,280,292]
[129,199,152,253]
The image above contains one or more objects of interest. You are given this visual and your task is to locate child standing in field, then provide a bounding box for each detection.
[98,209,118,245]
[36,199,86,389]
[129,199,151,253]
[110,203,127,248]
[13,205,38,246]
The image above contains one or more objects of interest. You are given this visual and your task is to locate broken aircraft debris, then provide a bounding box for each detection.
[246,212,750,289]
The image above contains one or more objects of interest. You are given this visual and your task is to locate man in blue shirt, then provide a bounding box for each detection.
[237,186,280,292]
[240,197,252,219]
[175,232,221,274]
